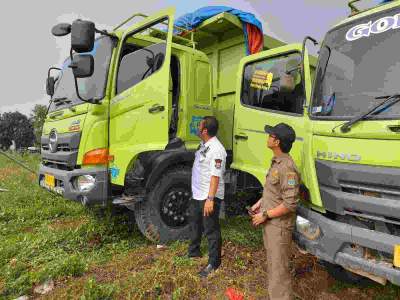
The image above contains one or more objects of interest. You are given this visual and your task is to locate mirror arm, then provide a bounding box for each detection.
[48,67,61,79]
[95,28,119,41]
[72,76,99,104]
[301,36,318,108]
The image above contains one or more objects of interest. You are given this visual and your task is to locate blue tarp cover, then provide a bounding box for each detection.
[174,6,264,55]
[174,6,262,32]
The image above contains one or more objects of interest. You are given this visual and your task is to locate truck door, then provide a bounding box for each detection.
[232,44,312,184]
[109,8,175,186]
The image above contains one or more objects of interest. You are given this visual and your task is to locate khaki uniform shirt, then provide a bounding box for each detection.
[261,153,300,230]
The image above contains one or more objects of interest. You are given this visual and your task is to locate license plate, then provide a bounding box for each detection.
[45,174,55,188]
[394,244,400,268]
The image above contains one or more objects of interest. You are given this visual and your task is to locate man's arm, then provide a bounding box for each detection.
[204,176,219,217]
[253,168,299,226]
[264,203,291,218]
[204,151,225,217]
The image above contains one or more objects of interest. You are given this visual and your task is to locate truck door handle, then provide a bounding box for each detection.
[388,125,400,133]
[234,134,248,140]
[148,104,165,113]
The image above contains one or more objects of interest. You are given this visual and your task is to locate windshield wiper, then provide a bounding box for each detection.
[339,93,400,133]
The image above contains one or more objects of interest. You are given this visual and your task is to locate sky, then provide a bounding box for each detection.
[0,0,382,115]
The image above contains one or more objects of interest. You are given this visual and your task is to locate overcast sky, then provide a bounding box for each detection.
[0,0,381,115]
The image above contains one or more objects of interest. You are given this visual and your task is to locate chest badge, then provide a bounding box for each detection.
[287,172,297,186]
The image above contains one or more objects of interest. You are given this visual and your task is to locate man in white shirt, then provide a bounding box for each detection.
[189,116,227,278]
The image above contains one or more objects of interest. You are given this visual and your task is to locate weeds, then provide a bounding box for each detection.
[81,277,116,300]
[1,153,400,299]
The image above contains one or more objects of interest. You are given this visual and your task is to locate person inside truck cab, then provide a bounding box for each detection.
[243,57,303,115]
[276,58,303,113]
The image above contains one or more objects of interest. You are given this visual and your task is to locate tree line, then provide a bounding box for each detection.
[0,104,47,151]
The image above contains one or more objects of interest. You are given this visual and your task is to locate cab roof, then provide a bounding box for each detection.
[334,0,399,29]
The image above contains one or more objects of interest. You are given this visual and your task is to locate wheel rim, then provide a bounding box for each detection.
[160,186,191,228]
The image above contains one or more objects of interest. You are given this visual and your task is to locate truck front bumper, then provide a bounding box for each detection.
[294,204,400,285]
[38,164,108,206]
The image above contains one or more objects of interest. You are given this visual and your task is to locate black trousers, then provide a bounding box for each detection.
[188,198,222,268]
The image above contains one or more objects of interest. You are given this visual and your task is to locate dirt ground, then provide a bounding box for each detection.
[36,241,398,300]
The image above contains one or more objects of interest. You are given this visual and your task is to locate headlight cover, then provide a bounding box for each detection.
[296,215,321,241]
[74,175,96,192]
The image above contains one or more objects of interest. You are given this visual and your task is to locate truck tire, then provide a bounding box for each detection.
[321,261,373,286]
[322,215,374,286]
[134,167,192,243]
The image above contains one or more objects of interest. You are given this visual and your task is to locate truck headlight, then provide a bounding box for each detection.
[74,175,96,192]
[296,215,321,240]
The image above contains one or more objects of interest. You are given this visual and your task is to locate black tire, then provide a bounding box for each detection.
[321,261,374,286]
[134,167,192,243]
[320,215,375,286]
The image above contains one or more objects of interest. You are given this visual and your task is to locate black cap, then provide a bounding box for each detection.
[264,123,296,145]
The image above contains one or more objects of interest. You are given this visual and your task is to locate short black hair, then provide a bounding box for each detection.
[279,140,293,153]
[203,116,219,137]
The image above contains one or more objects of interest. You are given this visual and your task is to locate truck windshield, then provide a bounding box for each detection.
[311,7,400,119]
[49,36,114,112]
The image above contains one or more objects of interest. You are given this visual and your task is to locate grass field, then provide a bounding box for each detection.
[0,153,400,299]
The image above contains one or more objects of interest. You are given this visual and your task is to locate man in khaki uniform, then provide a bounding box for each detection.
[250,123,300,300]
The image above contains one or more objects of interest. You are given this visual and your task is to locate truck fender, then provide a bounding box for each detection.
[145,150,195,189]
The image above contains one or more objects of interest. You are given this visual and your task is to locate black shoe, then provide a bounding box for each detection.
[198,264,217,278]
[179,253,202,259]
[188,253,202,258]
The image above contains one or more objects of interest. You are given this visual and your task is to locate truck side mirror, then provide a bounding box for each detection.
[46,76,55,96]
[71,19,95,53]
[69,54,94,78]
[51,23,72,36]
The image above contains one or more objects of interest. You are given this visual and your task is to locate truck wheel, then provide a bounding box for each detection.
[322,215,374,286]
[134,167,192,243]
[321,261,373,286]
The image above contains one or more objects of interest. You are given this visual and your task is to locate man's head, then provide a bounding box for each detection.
[280,59,301,93]
[198,116,219,141]
[264,123,296,153]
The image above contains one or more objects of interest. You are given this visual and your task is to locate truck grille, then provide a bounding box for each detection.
[339,182,400,200]
[315,159,400,220]
[41,132,81,170]
[42,143,72,152]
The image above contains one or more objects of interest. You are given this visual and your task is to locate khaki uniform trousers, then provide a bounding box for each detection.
[263,221,293,300]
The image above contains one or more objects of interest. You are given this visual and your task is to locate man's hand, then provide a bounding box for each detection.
[204,199,214,217]
[251,200,262,214]
[252,212,267,226]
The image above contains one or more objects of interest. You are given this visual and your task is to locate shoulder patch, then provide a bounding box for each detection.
[287,172,297,186]
[215,159,222,169]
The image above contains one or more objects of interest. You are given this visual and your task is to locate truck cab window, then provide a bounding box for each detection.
[241,53,304,115]
[116,19,169,94]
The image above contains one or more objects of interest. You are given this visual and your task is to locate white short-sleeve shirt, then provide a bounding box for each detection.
[191,136,227,200]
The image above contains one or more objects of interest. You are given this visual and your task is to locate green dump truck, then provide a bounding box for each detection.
[40,7,291,242]
[292,0,400,286]
[40,1,400,286]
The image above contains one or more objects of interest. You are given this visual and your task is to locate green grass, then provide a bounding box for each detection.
[80,277,116,300]
[0,153,147,299]
[1,153,400,300]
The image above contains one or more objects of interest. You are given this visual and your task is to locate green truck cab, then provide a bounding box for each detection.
[286,0,400,286]
[40,8,289,241]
